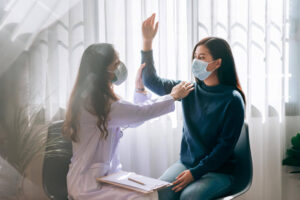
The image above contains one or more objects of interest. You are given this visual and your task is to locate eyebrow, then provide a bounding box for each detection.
[194,53,206,56]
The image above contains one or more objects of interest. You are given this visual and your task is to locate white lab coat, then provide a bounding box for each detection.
[67,92,175,200]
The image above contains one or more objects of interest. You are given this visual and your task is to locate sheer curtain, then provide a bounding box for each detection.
[22,0,295,199]
[26,0,189,176]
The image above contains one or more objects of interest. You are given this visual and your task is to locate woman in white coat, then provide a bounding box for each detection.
[63,43,194,200]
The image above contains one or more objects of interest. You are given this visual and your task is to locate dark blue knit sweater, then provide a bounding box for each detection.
[141,50,245,180]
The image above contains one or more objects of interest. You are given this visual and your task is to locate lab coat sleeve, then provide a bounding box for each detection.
[133,91,152,104]
[107,94,175,128]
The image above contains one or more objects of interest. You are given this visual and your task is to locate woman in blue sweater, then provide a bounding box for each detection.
[141,14,246,200]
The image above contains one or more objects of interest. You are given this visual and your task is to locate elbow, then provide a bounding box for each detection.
[143,76,165,96]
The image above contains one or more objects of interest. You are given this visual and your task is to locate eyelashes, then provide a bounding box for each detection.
[194,56,205,60]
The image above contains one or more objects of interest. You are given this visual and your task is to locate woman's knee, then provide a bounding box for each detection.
[159,161,187,183]
[179,173,233,200]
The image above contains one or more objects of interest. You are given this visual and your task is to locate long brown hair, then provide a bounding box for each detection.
[63,43,119,142]
[192,37,246,105]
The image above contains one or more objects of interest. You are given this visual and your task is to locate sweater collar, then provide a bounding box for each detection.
[198,80,234,93]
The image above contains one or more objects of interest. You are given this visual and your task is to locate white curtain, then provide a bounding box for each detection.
[15,0,297,199]
[26,0,190,177]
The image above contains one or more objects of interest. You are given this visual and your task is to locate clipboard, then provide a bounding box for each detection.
[96,171,173,194]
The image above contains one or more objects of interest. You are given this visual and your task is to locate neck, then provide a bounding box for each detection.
[203,71,219,86]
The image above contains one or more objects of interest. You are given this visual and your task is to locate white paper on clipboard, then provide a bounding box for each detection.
[96,171,173,194]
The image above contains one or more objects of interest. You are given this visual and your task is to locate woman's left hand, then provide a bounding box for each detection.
[135,63,146,91]
[172,170,194,192]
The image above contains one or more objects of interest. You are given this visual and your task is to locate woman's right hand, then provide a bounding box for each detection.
[170,82,194,101]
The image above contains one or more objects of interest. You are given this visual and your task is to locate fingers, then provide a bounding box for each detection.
[147,13,154,26]
[144,13,157,29]
[184,82,194,89]
[176,172,185,180]
[143,16,150,27]
[172,180,186,192]
[154,22,159,35]
[183,82,194,96]
[183,82,194,91]
[188,87,195,92]
[150,13,155,26]
[177,82,194,91]
[174,184,186,192]
[175,81,184,88]
[172,177,183,186]
[139,62,146,70]
[171,81,194,100]
[172,179,183,190]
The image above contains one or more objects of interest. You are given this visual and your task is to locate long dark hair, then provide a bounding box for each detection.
[63,43,119,142]
[192,37,246,105]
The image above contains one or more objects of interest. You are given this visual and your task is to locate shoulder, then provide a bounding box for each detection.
[227,90,245,112]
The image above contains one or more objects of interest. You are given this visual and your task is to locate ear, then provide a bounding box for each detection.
[215,58,222,69]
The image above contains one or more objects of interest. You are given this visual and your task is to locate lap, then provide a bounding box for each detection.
[180,172,233,200]
[158,161,233,200]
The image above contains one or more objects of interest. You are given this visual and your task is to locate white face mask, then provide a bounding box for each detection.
[110,62,128,85]
[191,59,216,81]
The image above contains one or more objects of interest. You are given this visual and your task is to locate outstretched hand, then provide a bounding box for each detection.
[142,13,159,51]
[142,13,159,41]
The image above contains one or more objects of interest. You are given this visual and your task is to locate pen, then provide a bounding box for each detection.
[128,177,145,185]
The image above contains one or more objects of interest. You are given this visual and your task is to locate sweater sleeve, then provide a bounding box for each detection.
[141,50,180,96]
[189,95,245,180]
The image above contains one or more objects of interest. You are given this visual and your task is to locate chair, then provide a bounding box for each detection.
[216,123,253,200]
[42,120,72,200]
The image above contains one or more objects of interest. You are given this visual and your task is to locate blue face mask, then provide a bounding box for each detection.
[109,62,128,85]
[192,59,216,81]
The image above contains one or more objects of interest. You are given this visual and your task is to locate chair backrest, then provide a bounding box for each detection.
[42,120,72,200]
[230,123,253,197]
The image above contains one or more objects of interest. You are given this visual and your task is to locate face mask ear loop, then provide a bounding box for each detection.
[207,59,218,72]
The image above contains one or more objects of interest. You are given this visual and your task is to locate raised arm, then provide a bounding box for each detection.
[142,13,180,96]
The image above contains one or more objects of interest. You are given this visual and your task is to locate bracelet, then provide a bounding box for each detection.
[136,87,145,92]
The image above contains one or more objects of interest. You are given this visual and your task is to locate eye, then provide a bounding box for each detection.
[194,55,204,60]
